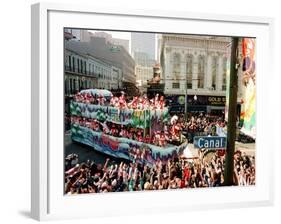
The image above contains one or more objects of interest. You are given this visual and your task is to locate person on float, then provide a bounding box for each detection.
[170,115,181,141]
[97,94,105,105]
[143,95,150,109]
[154,131,161,146]
[84,92,91,104]
[128,96,138,109]
[119,91,127,109]
[159,95,165,110]
[138,129,144,142]
[154,93,160,109]
[137,96,145,110]
[159,132,166,147]
[164,125,170,143]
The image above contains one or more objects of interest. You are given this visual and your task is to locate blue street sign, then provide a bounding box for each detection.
[193,136,226,149]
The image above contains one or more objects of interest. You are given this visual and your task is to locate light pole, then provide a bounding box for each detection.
[185,75,188,120]
[184,77,200,121]
[224,37,239,186]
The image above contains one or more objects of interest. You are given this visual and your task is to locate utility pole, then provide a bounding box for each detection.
[224,37,239,186]
[185,74,188,121]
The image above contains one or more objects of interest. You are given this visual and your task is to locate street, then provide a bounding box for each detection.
[64,132,128,166]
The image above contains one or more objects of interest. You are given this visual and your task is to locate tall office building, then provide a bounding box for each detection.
[131,32,155,60]
[131,32,156,93]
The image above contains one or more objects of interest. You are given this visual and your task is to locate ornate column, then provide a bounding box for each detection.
[217,54,223,91]
[192,53,198,89]
[206,53,213,90]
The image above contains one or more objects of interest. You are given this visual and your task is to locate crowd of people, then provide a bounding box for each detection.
[167,113,226,143]
[70,111,227,147]
[71,116,170,146]
[64,149,255,195]
[74,91,166,110]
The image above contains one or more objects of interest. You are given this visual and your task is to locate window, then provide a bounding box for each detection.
[222,57,227,91]
[80,60,83,74]
[84,61,86,74]
[68,56,71,70]
[198,55,205,89]
[172,82,180,89]
[72,57,75,72]
[65,79,68,94]
[73,79,77,93]
[172,53,181,79]
[77,58,80,73]
[186,54,193,89]
[212,56,218,90]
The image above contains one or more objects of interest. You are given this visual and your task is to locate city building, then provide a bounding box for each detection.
[159,34,244,114]
[134,52,156,93]
[64,29,92,42]
[64,47,122,96]
[131,32,156,59]
[87,31,130,53]
[65,33,136,95]
[64,30,130,53]
[131,33,156,93]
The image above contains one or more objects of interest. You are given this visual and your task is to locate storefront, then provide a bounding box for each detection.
[165,94,226,114]
[206,96,226,115]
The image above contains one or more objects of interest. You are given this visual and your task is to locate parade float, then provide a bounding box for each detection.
[70,89,187,165]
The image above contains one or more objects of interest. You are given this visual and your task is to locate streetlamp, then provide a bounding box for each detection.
[184,77,200,120]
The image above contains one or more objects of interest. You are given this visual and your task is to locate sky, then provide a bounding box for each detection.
[88,30,131,43]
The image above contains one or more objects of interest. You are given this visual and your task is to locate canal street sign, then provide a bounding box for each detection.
[193,136,226,149]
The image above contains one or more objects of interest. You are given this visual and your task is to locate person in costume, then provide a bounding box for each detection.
[119,91,127,109]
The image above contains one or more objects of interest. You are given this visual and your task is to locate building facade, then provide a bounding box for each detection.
[86,31,130,53]
[64,48,122,96]
[64,29,92,42]
[159,34,244,113]
[134,52,156,93]
[131,33,156,93]
[131,32,156,60]
[65,32,136,94]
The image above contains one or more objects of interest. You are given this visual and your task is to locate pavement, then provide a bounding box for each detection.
[64,133,128,166]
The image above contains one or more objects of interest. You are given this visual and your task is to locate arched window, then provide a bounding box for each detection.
[198,55,205,88]
[212,56,218,90]
[222,57,228,90]
[172,53,181,79]
[186,54,193,89]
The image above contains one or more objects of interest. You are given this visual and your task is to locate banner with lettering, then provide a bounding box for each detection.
[240,38,256,139]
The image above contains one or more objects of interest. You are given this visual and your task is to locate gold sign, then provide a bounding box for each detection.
[208,96,226,106]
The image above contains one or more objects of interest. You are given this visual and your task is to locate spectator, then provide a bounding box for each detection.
[65,149,255,194]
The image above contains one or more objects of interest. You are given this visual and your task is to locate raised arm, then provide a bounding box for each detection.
[103,158,110,172]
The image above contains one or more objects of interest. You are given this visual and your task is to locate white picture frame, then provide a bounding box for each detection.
[31,2,274,221]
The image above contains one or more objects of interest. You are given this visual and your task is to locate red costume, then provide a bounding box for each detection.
[159,96,165,110]
[159,134,166,147]
[128,96,138,109]
[97,94,105,105]
[119,91,127,109]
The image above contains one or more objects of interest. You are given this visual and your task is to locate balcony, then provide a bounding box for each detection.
[64,66,97,78]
